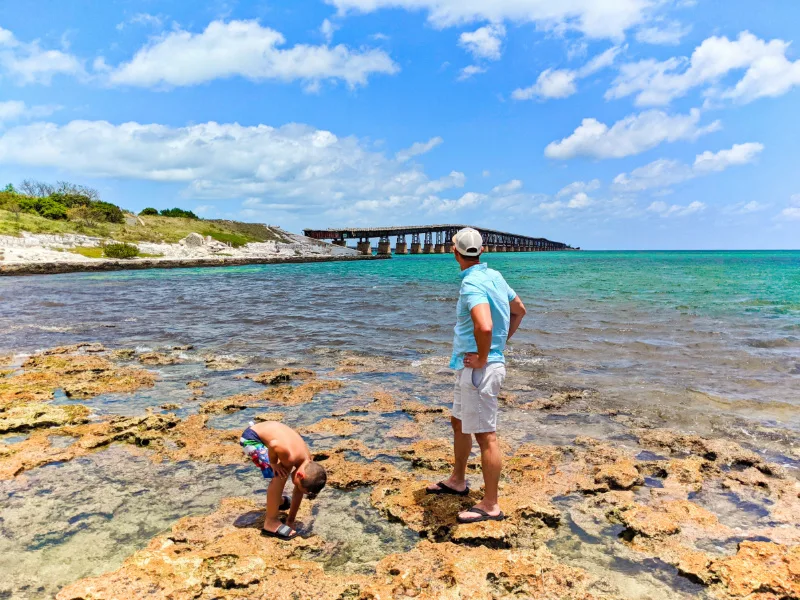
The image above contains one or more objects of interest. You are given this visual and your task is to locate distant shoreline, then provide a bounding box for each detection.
[0,254,388,277]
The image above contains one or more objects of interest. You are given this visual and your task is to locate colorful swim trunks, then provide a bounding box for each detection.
[240,427,275,479]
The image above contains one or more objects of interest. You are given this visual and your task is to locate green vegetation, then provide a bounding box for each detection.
[70,246,104,259]
[0,179,292,246]
[160,207,198,219]
[104,243,140,259]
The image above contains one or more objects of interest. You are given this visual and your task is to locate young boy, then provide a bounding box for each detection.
[240,420,327,540]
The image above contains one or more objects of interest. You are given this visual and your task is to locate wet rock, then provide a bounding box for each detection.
[42,342,105,355]
[301,418,359,437]
[611,499,719,540]
[708,541,800,598]
[387,421,422,439]
[253,412,284,423]
[187,380,208,389]
[401,401,446,416]
[199,393,257,414]
[57,498,615,600]
[0,369,13,378]
[155,415,243,465]
[203,354,246,371]
[0,402,90,433]
[172,344,194,351]
[138,352,180,366]
[160,403,180,411]
[368,541,616,599]
[636,429,781,476]
[265,380,344,406]
[593,460,643,491]
[313,451,405,490]
[245,368,315,385]
[0,413,180,479]
[0,354,14,367]
[110,348,135,360]
[1,353,155,404]
[349,389,396,413]
[523,390,587,411]
[398,438,458,471]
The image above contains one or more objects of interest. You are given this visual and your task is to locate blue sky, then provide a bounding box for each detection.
[0,0,798,249]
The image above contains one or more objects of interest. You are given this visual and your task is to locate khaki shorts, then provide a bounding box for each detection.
[452,363,506,434]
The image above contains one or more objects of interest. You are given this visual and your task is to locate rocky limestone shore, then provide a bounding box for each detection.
[1,343,798,599]
[0,229,371,276]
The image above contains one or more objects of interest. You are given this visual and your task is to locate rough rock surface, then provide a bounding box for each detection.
[138,352,180,366]
[0,402,90,433]
[0,352,155,404]
[57,498,617,600]
[301,417,360,437]
[245,368,314,385]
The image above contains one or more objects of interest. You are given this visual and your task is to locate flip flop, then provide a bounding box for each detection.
[261,524,298,540]
[279,495,291,511]
[457,506,505,524]
[426,481,470,496]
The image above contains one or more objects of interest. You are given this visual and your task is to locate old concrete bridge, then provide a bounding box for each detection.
[303,225,576,255]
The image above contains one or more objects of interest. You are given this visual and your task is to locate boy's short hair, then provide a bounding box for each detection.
[303,461,327,497]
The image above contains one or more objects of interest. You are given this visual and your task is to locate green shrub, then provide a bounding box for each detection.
[104,243,139,259]
[90,200,124,223]
[19,196,68,220]
[140,207,159,216]
[160,207,199,219]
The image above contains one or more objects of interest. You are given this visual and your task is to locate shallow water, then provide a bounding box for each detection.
[1,251,799,597]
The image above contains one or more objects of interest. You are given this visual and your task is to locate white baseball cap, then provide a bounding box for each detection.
[452,227,483,257]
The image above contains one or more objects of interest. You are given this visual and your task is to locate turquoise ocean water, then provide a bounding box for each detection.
[3,250,799,424]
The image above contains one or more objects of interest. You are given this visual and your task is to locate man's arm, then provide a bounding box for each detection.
[465,303,492,369]
[508,295,527,340]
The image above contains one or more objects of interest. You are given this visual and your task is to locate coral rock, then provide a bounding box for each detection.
[245,368,315,385]
[0,402,90,433]
[138,352,180,366]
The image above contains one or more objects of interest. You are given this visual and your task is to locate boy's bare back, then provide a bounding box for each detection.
[250,421,310,469]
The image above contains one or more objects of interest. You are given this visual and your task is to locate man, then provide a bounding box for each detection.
[240,420,328,540]
[426,227,526,523]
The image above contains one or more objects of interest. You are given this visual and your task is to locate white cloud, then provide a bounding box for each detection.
[608,31,800,106]
[320,19,339,44]
[567,191,593,208]
[416,170,465,194]
[0,100,59,123]
[778,194,800,221]
[395,136,443,162]
[0,119,478,219]
[457,64,486,81]
[328,0,655,41]
[106,20,398,89]
[545,108,720,160]
[482,170,491,177]
[693,142,764,172]
[723,200,768,215]
[613,142,764,193]
[459,24,505,61]
[647,200,705,217]
[635,21,690,45]
[557,179,601,197]
[424,191,487,213]
[0,26,84,84]
[512,46,620,100]
[117,13,165,31]
[513,69,576,100]
[491,179,523,194]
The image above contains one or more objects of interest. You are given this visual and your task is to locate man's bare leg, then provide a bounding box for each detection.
[459,431,502,518]
[427,416,472,493]
[263,476,291,533]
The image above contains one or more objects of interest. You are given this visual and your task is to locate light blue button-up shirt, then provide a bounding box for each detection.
[450,263,516,370]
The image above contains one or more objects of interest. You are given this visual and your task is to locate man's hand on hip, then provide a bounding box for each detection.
[463,352,487,369]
